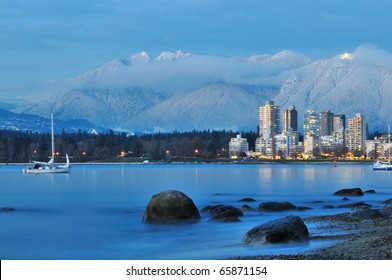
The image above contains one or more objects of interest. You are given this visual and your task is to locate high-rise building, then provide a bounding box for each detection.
[333,114,346,148]
[319,110,334,136]
[347,113,367,155]
[303,109,319,137]
[282,106,298,133]
[259,101,280,138]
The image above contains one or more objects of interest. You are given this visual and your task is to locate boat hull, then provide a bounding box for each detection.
[23,167,70,174]
[373,166,392,171]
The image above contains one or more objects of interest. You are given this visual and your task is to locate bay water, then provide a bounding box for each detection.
[0,163,391,260]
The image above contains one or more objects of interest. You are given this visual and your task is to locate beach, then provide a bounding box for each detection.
[232,205,392,260]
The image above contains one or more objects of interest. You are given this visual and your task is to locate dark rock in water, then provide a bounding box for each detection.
[297,206,312,211]
[240,205,253,211]
[350,209,384,220]
[238,198,256,202]
[342,197,350,201]
[1,207,15,212]
[209,210,241,223]
[142,190,200,223]
[364,189,376,194]
[204,205,244,217]
[382,198,392,205]
[204,205,243,222]
[323,205,335,209]
[258,201,297,211]
[333,188,364,196]
[312,201,324,204]
[243,216,309,245]
[337,201,372,208]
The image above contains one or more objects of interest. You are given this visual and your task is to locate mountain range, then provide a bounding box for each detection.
[6,49,392,133]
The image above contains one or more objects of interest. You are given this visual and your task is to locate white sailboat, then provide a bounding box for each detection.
[23,113,71,174]
[373,126,392,171]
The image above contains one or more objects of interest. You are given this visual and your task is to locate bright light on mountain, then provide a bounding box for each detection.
[340,52,353,60]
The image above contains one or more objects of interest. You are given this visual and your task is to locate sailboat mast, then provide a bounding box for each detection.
[389,125,391,162]
[51,112,55,164]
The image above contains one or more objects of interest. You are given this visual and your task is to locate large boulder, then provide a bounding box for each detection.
[243,216,309,245]
[258,201,297,211]
[333,188,364,196]
[142,190,200,223]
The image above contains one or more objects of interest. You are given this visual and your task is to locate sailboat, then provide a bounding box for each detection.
[373,126,392,171]
[23,113,71,174]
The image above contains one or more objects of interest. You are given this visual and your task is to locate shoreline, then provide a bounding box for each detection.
[0,160,375,166]
[231,206,392,260]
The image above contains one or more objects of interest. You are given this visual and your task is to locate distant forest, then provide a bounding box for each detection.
[0,129,258,163]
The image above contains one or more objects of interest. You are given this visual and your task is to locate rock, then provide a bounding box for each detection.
[1,207,15,212]
[323,205,335,209]
[382,198,392,205]
[238,198,256,202]
[142,190,200,223]
[364,189,376,194]
[350,209,384,220]
[342,197,350,201]
[337,201,372,208]
[297,206,312,211]
[209,210,241,223]
[240,205,253,211]
[258,201,297,211]
[204,205,243,222]
[243,216,309,245]
[333,188,364,196]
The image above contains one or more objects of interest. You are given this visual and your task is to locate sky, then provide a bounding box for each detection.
[2,0,392,100]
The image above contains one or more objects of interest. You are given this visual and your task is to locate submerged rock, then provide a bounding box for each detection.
[297,206,312,211]
[243,216,309,245]
[382,198,392,205]
[0,207,15,212]
[364,189,376,194]
[350,209,384,220]
[203,205,243,222]
[238,198,256,202]
[258,201,297,211]
[333,188,364,196]
[337,201,371,208]
[142,190,200,223]
[240,205,253,211]
[323,205,335,209]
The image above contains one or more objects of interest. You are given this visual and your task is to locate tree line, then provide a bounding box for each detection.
[0,129,258,163]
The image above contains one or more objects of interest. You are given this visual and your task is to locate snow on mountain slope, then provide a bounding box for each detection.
[275,57,392,130]
[125,84,278,132]
[14,88,169,129]
[248,50,314,69]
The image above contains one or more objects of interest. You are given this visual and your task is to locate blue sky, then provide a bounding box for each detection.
[1,0,392,100]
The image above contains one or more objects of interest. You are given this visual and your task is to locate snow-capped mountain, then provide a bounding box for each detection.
[275,57,392,130]
[10,49,392,133]
[125,84,278,132]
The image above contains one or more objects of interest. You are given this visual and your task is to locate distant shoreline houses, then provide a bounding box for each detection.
[229,101,391,160]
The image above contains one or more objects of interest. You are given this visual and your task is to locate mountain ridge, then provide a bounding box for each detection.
[9,50,392,133]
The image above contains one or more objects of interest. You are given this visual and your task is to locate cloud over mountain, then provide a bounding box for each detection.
[10,47,392,133]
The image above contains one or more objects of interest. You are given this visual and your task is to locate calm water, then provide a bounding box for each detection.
[0,163,391,260]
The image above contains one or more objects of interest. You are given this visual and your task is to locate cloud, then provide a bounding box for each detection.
[71,52,299,93]
[352,44,392,69]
